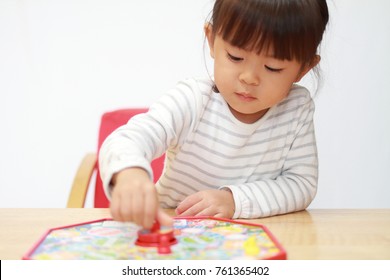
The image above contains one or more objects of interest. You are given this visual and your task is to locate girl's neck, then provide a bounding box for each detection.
[228,105,269,124]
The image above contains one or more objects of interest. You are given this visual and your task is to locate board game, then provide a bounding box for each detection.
[23,217,286,260]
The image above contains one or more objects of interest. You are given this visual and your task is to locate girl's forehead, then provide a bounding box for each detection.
[217,32,276,57]
[216,33,304,64]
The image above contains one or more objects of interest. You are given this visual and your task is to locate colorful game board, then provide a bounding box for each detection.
[23,217,286,260]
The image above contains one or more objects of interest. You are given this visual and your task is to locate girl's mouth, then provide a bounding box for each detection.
[235,92,257,102]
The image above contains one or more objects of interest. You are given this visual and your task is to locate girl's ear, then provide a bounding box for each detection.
[295,55,321,82]
[204,23,215,59]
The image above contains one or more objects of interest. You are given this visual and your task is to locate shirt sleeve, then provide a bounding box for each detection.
[98,79,201,199]
[223,99,318,219]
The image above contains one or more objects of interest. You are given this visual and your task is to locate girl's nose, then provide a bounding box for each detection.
[239,70,260,86]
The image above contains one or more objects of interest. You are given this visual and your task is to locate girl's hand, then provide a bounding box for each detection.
[175,189,235,218]
[110,167,173,229]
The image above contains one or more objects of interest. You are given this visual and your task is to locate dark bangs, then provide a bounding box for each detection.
[211,0,329,64]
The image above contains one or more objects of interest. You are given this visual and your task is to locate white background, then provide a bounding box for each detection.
[2,260,389,280]
[0,0,389,208]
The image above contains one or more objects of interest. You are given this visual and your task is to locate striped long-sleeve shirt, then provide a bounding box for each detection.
[99,77,318,219]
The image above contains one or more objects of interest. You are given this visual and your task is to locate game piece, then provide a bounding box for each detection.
[23,217,287,260]
[135,221,177,249]
[150,221,160,233]
[157,234,171,254]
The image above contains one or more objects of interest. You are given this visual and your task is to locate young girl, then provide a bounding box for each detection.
[99,0,329,229]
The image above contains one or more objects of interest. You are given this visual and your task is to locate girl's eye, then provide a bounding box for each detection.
[265,65,283,73]
[227,53,243,62]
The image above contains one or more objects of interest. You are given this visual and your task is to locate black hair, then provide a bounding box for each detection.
[210,0,329,65]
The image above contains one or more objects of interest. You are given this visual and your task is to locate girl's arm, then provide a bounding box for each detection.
[226,100,318,218]
[98,79,202,201]
[177,98,318,219]
[98,79,204,227]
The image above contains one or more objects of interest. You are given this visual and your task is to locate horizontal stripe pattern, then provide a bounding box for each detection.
[99,78,318,218]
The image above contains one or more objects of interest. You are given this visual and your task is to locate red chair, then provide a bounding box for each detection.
[67,109,165,208]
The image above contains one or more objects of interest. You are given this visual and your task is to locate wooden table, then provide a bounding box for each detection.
[0,208,389,260]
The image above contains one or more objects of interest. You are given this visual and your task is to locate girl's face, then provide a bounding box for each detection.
[206,26,318,124]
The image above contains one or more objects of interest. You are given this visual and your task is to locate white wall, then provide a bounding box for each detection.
[1,0,389,208]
